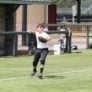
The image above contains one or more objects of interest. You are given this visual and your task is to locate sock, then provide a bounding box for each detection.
[40,64,45,74]
[33,67,37,73]
[40,68,44,73]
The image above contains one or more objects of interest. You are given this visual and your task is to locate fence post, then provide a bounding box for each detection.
[86,26,90,49]
[26,33,29,46]
[68,32,72,53]
[65,31,69,53]
[13,34,18,56]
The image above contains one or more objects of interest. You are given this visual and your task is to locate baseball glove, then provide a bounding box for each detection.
[38,36,47,43]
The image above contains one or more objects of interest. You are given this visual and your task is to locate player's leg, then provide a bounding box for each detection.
[39,49,48,79]
[31,49,40,76]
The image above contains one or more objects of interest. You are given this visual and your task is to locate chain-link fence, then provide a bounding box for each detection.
[0,30,71,56]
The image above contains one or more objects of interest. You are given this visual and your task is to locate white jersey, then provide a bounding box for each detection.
[60,28,66,39]
[59,28,66,45]
[36,32,50,49]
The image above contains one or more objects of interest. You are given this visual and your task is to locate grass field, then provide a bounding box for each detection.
[0,50,92,92]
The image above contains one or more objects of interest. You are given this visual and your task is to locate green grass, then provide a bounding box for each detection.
[0,50,92,92]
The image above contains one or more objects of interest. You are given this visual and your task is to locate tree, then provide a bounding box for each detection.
[52,0,76,7]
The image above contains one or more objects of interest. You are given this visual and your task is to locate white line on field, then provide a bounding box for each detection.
[46,68,92,76]
[0,68,92,81]
[0,68,31,69]
[0,76,29,81]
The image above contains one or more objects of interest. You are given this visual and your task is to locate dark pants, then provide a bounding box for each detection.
[33,48,48,67]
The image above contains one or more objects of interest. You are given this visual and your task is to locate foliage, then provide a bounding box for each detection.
[52,0,77,7]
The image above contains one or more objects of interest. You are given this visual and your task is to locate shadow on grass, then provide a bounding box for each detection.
[45,75,65,79]
[72,51,82,53]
